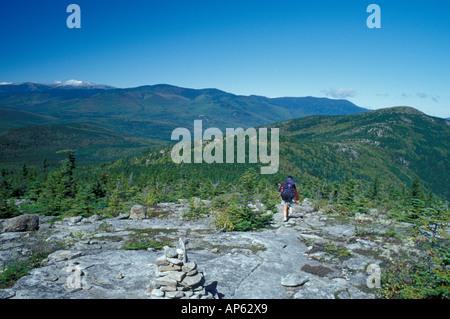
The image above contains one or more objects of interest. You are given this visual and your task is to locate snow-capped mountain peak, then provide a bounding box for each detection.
[53,80,115,90]
[56,79,98,87]
[0,80,115,92]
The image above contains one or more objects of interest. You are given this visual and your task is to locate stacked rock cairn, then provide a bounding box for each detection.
[150,238,216,299]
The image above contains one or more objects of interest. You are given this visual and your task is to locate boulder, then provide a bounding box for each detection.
[129,205,147,220]
[116,213,130,220]
[88,214,101,222]
[0,289,15,299]
[2,214,39,233]
[63,216,83,225]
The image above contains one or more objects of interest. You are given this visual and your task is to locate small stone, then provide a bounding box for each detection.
[166,291,184,299]
[151,288,165,297]
[64,216,83,225]
[46,250,83,263]
[161,285,177,292]
[182,261,197,273]
[167,257,183,266]
[154,269,165,277]
[158,265,182,272]
[180,273,203,288]
[186,269,198,276]
[164,247,178,258]
[300,233,327,244]
[156,256,169,266]
[164,271,186,282]
[281,273,309,287]
[194,288,206,296]
[211,248,219,253]
[155,276,178,287]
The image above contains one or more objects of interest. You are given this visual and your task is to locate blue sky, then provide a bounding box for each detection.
[0,0,449,117]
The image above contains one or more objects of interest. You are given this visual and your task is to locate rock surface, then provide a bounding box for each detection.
[0,199,422,299]
[1,214,39,233]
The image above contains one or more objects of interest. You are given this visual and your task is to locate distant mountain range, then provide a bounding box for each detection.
[0,80,115,92]
[0,82,368,140]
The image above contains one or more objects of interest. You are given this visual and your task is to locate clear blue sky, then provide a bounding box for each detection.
[0,0,449,117]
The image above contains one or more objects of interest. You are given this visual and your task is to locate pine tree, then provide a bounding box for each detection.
[369,176,379,200]
[42,158,49,173]
[58,150,77,199]
[34,150,79,215]
[0,175,18,218]
[410,177,425,213]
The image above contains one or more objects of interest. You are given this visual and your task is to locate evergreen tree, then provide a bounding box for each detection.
[410,177,426,217]
[0,175,18,218]
[41,158,49,173]
[369,176,379,200]
[33,150,79,215]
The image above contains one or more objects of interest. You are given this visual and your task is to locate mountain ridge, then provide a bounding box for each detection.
[0,83,369,141]
[272,106,449,199]
[0,80,115,92]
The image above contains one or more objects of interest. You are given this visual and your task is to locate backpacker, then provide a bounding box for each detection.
[281,178,295,201]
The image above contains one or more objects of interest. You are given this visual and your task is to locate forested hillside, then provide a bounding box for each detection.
[1,106,448,220]
[0,124,166,165]
[275,106,450,200]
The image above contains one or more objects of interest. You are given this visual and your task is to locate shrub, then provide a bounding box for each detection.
[377,260,450,299]
[301,264,333,277]
[122,238,167,250]
[214,203,273,232]
[182,197,210,220]
[261,186,280,212]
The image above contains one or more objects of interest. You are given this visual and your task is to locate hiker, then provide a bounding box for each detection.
[278,175,299,222]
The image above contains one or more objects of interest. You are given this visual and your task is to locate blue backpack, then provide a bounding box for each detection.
[281,178,295,201]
